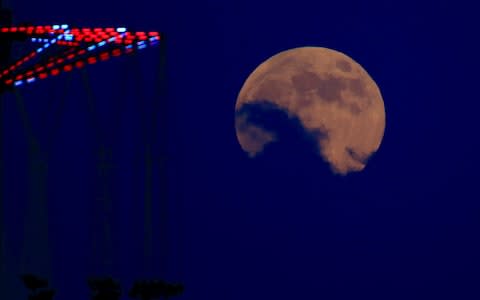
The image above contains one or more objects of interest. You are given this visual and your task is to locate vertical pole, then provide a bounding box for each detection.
[143,36,168,277]
[131,51,153,276]
[98,144,113,271]
[13,90,51,279]
[144,142,153,275]
[81,70,114,274]
[156,35,169,278]
[128,35,170,278]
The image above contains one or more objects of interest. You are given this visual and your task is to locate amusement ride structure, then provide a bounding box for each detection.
[0,3,174,298]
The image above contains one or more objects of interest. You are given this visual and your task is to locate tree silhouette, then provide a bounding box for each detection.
[17,274,183,300]
[20,274,49,291]
[129,280,184,300]
[87,277,121,300]
[28,289,55,300]
[162,283,184,299]
[19,274,55,300]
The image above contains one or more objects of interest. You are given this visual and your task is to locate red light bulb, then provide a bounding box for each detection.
[100,52,110,61]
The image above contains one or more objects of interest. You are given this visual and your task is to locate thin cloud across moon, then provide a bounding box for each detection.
[235,47,386,175]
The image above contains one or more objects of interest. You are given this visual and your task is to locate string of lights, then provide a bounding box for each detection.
[0,24,161,90]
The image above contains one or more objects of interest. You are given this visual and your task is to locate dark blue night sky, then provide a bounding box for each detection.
[2,0,480,299]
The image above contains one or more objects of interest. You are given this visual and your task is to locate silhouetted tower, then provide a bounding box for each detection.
[156,35,169,279]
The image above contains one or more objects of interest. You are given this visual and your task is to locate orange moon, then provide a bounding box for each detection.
[235,47,385,175]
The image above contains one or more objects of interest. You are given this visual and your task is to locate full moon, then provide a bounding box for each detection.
[235,47,385,175]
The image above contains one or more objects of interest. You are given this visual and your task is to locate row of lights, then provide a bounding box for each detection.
[0,51,37,80]
[2,25,160,45]
[0,30,61,79]
[56,41,80,46]
[1,25,159,40]
[26,32,160,47]
[0,24,69,35]
[1,24,161,89]
[0,25,131,37]
[5,37,159,87]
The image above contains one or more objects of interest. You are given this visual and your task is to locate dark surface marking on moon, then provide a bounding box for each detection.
[348,78,367,98]
[235,100,329,156]
[314,74,347,102]
[292,71,348,103]
[348,103,362,115]
[291,71,324,91]
[290,71,370,115]
[336,60,352,72]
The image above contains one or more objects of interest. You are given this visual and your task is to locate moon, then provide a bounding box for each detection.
[235,47,385,175]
